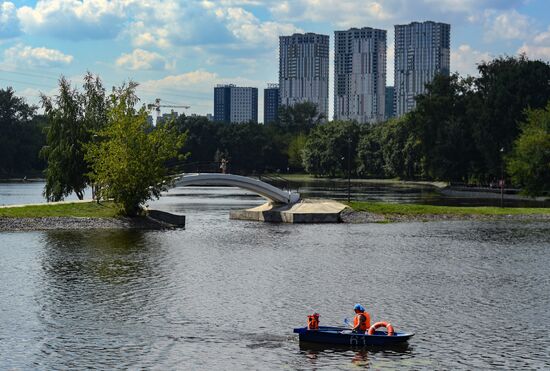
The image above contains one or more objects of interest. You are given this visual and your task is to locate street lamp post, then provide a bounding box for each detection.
[347,136,351,203]
[500,147,505,208]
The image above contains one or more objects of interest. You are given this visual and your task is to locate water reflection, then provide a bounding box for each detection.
[299,342,414,369]
[35,230,165,369]
[1,185,549,369]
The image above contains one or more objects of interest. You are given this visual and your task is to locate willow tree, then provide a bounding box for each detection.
[85,82,186,216]
[40,73,106,201]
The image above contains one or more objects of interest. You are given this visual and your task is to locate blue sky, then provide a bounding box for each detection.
[1,0,549,121]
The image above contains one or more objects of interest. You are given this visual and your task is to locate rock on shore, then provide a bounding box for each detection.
[340,209,550,223]
[0,216,171,232]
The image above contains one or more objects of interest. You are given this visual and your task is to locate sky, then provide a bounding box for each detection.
[0,0,549,122]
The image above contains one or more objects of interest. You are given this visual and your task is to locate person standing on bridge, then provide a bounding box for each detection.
[220,158,228,174]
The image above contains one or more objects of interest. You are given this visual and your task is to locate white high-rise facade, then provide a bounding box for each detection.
[214,84,258,124]
[394,21,450,117]
[334,27,387,124]
[279,33,329,118]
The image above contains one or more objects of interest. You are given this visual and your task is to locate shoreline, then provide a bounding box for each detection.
[1,199,548,231]
[0,201,183,231]
[340,209,550,223]
[341,201,550,223]
[0,216,172,232]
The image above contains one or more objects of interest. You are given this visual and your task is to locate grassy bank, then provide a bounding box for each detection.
[0,201,120,218]
[265,173,447,188]
[346,201,550,216]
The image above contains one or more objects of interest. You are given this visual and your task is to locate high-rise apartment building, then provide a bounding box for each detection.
[385,86,395,119]
[214,84,258,124]
[264,83,279,124]
[279,33,329,118]
[394,21,450,117]
[334,27,387,124]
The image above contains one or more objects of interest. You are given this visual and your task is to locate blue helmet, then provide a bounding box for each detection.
[354,303,365,311]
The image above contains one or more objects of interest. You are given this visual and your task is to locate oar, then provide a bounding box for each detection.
[343,318,354,329]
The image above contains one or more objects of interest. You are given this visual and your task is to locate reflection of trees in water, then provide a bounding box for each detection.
[35,230,166,368]
[42,230,151,283]
[299,343,412,369]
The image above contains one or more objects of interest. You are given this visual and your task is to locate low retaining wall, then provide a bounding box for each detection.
[230,200,346,223]
[147,209,186,227]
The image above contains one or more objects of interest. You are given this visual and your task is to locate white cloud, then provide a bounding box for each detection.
[213,6,301,45]
[0,1,20,38]
[116,49,172,71]
[268,0,523,27]
[517,26,550,61]
[270,0,390,27]
[518,44,550,60]
[138,69,266,115]
[451,44,492,76]
[3,43,73,67]
[141,70,218,91]
[123,1,300,52]
[16,0,127,40]
[140,69,263,93]
[483,9,531,41]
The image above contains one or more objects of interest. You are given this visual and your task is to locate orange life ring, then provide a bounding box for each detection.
[368,321,394,336]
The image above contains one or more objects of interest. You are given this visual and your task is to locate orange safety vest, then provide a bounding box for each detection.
[307,314,319,330]
[353,311,371,332]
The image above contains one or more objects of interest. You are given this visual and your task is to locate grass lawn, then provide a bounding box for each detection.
[0,201,120,218]
[263,173,447,188]
[346,201,550,216]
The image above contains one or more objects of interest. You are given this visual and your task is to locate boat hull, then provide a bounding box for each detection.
[293,326,414,346]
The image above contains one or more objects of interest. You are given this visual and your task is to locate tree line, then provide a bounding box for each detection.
[0,55,549,199]
[0,88,46,178]
[1,73,185,215]
[175,56,549,196]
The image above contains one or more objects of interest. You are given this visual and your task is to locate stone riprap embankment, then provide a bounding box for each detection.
[340,209,550,223]
[0,216,170,232]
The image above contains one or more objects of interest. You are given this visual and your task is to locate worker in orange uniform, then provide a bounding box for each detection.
[352,304,371,333]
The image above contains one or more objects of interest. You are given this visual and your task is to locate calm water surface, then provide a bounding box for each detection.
[1,185,549,369]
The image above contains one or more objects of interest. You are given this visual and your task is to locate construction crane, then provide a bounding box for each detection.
[147,98,190,119]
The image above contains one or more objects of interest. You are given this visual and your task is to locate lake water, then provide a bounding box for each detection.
[1,179,545,207]
[1,184,549,369]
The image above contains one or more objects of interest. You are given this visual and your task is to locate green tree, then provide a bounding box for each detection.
[356,123,385,178]
[378,116,421,179]
[474,55,550,181]
[40,77,88,200]
[287,133,307,171]
[40,73,108,200]
[0,88,43,177]
[506,102,550,196]
[410,74,479,181]
[175,114,220,165]
[302,121,360,177]
[277,101,324,133]
[83,72,107,132]
[217,122,270,174]
[85,82,186,216]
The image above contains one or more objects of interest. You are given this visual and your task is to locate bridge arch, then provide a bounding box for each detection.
[174,173,300,204]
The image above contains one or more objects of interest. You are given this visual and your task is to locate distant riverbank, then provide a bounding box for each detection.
[343,201,550,223]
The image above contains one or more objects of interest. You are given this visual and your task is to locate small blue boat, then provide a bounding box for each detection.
[293,326,414,347]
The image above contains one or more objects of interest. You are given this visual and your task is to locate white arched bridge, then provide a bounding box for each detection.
[174,173,301,204]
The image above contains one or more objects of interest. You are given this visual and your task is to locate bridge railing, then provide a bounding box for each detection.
[258,174,293,192]
[166,160,230,175]
[165,160,299,193]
